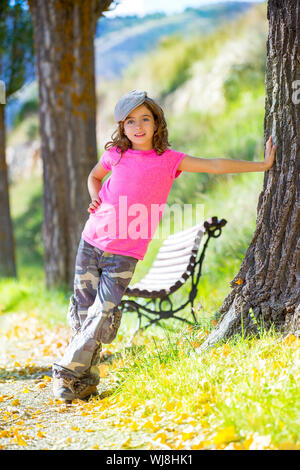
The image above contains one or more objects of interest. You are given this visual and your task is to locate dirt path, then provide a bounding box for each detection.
[0,313,153,450]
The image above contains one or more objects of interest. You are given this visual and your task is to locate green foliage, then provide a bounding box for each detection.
[224,55,266,104]
[0,271,69,327]
[166,89,265,206]
[25,121,39,140]
[0,0,34,98]
[0,176,68,325]
[126,26,230,97]
[13,98,38,126]
[11,178,43,268]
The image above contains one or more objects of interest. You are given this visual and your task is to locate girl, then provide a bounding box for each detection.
[52,90,276,402]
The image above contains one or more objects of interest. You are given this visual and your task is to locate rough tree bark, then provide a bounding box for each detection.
[0,0,34,278]
[28,0,114,289]
[0,103,16,277]
[198,0,300,351]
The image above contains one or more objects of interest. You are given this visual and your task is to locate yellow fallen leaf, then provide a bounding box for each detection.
[0,430,12,438]
[14,361,21,367]
[152,413,163,423]
[196,393,210,404]
[165,402,176,411]
[213,426,238,446]
[25,362,35,368]
[277,442,300,450]
[191,440,204,450]
[174,412,189,424]
[101,348,113,357]
[121,437,131,448]
[154,432,167,444]
[142,420,158,431]
[248,433,271,450]
[222,344,231,356]
[225,442,244,450]
[252,368,260,381]
[71,427,80,431]
[15,420,24,425]
[130,421,139,431]
[234,278,243,285]
[13,435,28,446]
[37,383,47,389]
[11,399,20,406]
[171,440,185,450]
[202,403,211,416]
[181,431,194,441]
[285,334,297,346]
[191,341,202,348]
[37,430,46,438]
[130,399,140,409]
[23,388,30,393]
[99,364,109,378]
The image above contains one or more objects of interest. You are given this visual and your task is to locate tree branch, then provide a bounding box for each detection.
[94,0,119,18]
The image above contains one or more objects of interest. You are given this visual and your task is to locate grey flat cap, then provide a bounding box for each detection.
[114,89,148,122]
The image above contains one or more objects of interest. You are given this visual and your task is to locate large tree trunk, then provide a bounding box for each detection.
[0,103,17,278]
[28,0,100,289]
[199,0,300,351]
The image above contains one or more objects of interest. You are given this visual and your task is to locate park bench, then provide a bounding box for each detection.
[119,216,227,336]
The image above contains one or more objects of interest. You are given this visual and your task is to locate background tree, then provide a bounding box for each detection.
[0,0,34,278]
[28,0,115,289]
[199,0,300,351]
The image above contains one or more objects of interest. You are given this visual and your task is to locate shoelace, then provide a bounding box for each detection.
[57,377,88,394]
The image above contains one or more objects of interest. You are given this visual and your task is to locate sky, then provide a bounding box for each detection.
[104,0,265,18]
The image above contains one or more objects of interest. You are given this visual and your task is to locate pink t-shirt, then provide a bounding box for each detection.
[82,146,186,260]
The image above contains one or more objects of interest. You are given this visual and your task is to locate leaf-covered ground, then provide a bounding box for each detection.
[1,312,299,451]
[0,313,156,450]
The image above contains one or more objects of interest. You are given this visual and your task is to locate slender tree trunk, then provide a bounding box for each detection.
[199,0,300,351]
[28,0,99,289]
[0,103,17,278]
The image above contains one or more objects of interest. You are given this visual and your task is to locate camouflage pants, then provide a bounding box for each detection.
[52,238,138,385]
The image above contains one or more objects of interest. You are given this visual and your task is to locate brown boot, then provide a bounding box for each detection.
[53,376,98,403]
[75,382,98,401]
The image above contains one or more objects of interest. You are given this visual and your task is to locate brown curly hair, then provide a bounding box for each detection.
[104,96,171,166]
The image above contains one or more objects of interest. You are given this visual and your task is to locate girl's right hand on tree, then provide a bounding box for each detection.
[88,198,101,213]
[264,135,276,170]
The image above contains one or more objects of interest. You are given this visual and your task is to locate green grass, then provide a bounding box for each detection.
[107,326,300,449]
[0,176,69,326]
[0,274,69,327]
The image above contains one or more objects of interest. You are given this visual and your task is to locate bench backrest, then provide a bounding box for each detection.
[126,224,205,298]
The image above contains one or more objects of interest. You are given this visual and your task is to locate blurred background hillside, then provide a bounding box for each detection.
[3,0,269,324]
[6,1,267,179]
